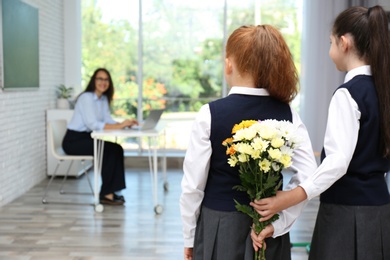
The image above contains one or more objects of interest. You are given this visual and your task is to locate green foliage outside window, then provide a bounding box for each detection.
[112,77,167,119]
[82,0,302,116]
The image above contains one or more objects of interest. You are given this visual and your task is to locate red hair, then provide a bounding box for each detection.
[226,25,298,103]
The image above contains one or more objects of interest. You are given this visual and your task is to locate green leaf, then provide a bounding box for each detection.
[232,185,247,192]
[234,200,257,219]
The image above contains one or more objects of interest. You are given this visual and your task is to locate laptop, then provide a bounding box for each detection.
[130,109,164,131]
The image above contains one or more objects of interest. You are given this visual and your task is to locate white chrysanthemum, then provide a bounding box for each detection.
[278,121,298,141]
[251,137,269,152]
[259,125,277,140]
[271,162,281,172]
[226,119,298,172]
[233,128,257,141]
[228,156,238,167]
[271,137,284,148]
[251,149,261,159]
[232,130,245,142]
[268,148,282,160]
[249,122,262,132]
[280,145,294,156]
[238,153,248,163]
[259,159,271,173]
[262,119,281,129]
[235,142,254,156]
[288,134,303,147]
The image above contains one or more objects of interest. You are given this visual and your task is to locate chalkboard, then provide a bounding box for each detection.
[1,0,39,90]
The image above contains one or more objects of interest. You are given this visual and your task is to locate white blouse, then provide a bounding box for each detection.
[67,92,117,132]
[300,65,371,199]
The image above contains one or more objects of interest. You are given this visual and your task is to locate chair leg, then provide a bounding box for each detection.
[59,160,73,194]
[42,160,94,206]
[58,160,94,196]
[83,161,95,196]
[42,160,62,203]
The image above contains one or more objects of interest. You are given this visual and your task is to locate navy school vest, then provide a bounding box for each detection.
[320,75,390,206]
[202,93,292,211]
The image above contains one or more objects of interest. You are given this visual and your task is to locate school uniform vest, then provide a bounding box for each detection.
[202,93,292,211]
[320,75,390,206]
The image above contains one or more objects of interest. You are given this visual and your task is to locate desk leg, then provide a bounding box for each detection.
[93,138,104,213]
[162,130,168,192]
[148,136,163,214]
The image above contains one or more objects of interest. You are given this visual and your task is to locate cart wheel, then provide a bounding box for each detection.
[154,205,163,214]
[163,182,169,192]
[95,204,104,213]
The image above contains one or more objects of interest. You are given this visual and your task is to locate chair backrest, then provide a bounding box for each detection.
[48,119,68,158]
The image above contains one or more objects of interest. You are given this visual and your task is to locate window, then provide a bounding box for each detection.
[82,0,302,151]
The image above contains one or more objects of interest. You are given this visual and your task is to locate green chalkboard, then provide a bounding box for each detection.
[2,0,39,89]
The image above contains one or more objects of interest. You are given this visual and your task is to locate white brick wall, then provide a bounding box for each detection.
[0,0,64,206]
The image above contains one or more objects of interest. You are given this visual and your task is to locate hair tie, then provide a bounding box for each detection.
[367,7,372,16]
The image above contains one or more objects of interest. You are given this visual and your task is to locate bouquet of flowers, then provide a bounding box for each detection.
[222,119,300,260]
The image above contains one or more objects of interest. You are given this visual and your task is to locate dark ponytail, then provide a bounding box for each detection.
[366,6,390,157]
[333,5,390,157]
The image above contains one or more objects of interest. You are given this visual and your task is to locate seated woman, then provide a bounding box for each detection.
[62,68,138,205]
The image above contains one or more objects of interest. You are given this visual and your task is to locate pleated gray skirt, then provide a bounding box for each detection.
[309,203,390,260]
[193,206,291,260]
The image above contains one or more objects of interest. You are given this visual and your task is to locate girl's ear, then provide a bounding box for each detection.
[225,58,233,75]
[339,35,351,52]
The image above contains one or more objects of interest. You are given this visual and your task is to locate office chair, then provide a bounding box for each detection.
[42,119,94,204]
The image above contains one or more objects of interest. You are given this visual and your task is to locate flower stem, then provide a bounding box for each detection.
[254,243,266,260]
[260,245,266,260]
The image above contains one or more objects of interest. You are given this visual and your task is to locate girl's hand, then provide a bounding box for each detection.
[251,224,274,251]
[184,247,193,260]
[250,190,289,221]
[251,188,308,222]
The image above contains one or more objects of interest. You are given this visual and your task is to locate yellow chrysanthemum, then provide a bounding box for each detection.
[280,154,292,167]
[268,148,282,160]
[259,159,271,173]
[232,120,258,134]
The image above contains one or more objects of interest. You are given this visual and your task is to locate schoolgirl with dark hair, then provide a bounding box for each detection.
[251,5,390,260]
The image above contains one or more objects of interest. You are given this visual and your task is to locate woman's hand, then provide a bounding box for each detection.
[251,224,274,252]
[105,119,139,130]
[184,247,193,260]
[120,118,138,128]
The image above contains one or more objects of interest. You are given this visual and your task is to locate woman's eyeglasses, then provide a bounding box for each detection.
[96,77,109,82]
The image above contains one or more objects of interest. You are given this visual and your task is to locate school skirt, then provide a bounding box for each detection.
[193,206,291,260]
[309,203,390,260]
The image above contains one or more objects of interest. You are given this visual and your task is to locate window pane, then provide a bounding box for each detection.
[81,0,302,151]
[142,0,225,113]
